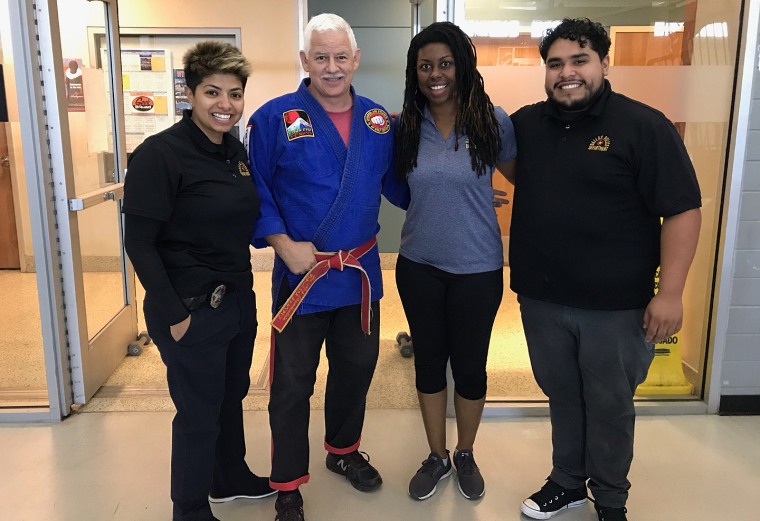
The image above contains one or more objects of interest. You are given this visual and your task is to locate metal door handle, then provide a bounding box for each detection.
[0,156,9,167]
[68,183,124,211]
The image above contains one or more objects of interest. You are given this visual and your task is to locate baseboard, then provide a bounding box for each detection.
[0,388,49,407]
[23,255,35,273]
[719,395,760,415]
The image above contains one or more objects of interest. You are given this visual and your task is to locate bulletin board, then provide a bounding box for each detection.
[88,27,242,151]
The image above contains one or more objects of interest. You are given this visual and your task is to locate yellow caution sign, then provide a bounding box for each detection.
[636,334,694,395]
[635,268,694,396]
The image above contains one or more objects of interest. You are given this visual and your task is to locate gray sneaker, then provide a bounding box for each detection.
[453,449,485,499]
[408,451,453,500]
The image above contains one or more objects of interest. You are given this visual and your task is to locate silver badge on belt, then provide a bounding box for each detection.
[209,284,226,309]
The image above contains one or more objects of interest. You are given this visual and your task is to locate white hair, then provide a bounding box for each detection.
[303,13,358,55]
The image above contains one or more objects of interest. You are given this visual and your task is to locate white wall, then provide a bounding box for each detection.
[719,36,760,399]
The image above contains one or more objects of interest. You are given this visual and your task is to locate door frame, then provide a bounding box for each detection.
[57,0,137,404]
[2,0,137,422]
[3,0,72,421]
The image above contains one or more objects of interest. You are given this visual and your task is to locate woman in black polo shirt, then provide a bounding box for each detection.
[123,41,272,521]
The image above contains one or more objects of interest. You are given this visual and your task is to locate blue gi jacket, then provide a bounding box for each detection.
[247,79,409,314]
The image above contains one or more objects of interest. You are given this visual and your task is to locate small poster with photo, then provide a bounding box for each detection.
[174,69,191,117]
[63,58,85,112]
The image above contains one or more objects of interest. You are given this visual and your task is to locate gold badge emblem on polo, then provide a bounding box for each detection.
[588,135,611,151]
[238,161,250,176]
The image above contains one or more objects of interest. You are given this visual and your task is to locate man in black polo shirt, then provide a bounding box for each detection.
[508,18,702,521]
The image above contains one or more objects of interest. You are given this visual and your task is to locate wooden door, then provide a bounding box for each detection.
[0,122,20,269]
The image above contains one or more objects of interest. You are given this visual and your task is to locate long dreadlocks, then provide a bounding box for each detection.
[396,22,501,180]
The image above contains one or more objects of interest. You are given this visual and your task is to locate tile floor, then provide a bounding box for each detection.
[1,409,757,521]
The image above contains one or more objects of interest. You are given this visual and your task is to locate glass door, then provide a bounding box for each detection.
[56,0,137,403]
[449,0,742,402]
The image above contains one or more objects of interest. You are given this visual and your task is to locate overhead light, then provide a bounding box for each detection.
[499,0,537,10]
[530,20,562,38]
[654,21,684,36]
[697,22,728,38]
[460,20,521,38]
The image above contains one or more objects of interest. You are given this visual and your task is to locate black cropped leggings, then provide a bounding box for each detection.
[395,255,503,400]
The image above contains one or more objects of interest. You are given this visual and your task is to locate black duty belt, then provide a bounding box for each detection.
[182,284,228,311]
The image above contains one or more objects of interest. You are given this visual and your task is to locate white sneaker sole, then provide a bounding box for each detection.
[208,489,277,503]
[520,498,587,519]
[409,467,453,501]
[456,477,485,500]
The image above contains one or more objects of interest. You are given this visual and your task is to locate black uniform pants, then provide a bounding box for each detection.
[268,279,380,489]
[144,288,257,521]
[518,295,654,508]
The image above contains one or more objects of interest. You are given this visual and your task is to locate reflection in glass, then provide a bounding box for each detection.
[58,0,119,195]
[0,272,48,406]
[459,0,740,400]
[77,199,126,340]
[56,0,128,341]
[0,4,48,407]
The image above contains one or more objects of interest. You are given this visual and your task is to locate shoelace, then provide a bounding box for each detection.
[343,450,371,469]
[597,506,628,521]
[276,496,304,521]
[532,481,571,506]
[455,452,477,476]
[419,456,447,476]
[279,504,304,521]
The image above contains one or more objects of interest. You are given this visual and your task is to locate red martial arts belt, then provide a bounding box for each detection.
[272,237,376,334]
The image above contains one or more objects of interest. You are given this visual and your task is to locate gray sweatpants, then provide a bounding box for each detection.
[518,295,654,508]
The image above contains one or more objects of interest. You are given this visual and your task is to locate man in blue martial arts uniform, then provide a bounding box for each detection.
[245,12,409,521]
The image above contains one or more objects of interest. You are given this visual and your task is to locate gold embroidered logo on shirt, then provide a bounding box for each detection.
[588,135,611,151]
[238,161,251,176]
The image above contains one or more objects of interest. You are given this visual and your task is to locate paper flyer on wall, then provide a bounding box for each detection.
[63,58,85,112]
[101,48,173,152]
[173,69,191,118]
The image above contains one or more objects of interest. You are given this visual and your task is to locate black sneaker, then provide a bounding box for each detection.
[325,450,382,492]
[275,492,305,521]
[453,449,484,500]
[596,505,628,521]
[520,479,588,519]
[208,474,276,503]
[408,451,453,500]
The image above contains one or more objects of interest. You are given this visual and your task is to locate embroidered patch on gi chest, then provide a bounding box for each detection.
[364,109,390,134]
[588,135,611,151]
[283,109,314,141]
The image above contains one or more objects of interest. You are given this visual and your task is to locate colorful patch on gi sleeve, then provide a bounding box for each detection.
[364,108,390,134]
[283,109,315,141]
